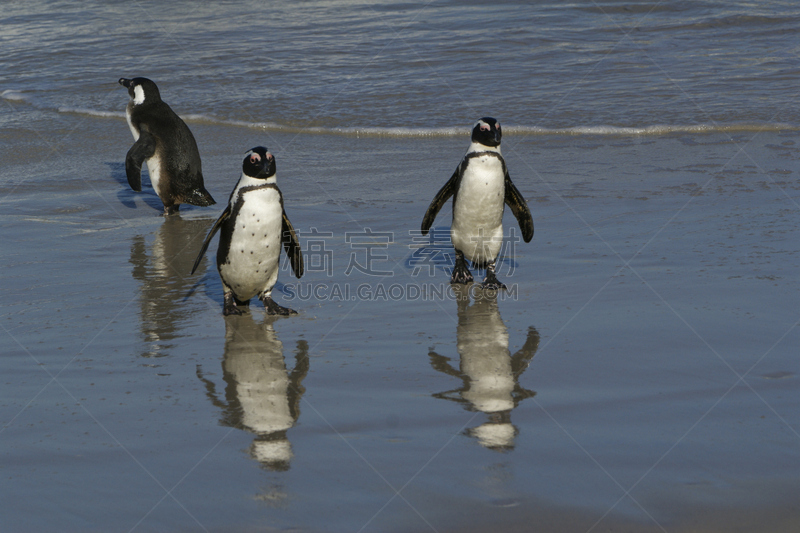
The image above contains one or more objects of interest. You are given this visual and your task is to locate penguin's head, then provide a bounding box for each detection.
[471,117,502,148]
[118,77,161,105]
[242,146,276,180]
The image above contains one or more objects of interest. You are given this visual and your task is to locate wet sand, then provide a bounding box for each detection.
[1,112,799,531]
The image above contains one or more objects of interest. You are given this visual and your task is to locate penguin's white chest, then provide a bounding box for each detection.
[145,154,163,197]
[125,105,139,141]
[126,104,163,197]
[451,156,506,263]
[220,187,284,300]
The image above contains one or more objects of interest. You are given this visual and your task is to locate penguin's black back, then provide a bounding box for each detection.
[129,99,213,207]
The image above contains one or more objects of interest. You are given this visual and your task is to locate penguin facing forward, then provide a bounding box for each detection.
[191,147,303,316]
[421,117,533,289]
[119,77,215,215]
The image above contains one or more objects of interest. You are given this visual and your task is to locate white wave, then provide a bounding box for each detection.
[1,90,29,101]
[179,114,467,137]
[58,107,126,119]
[177,116,799,137]
[55,106,799,137]
[503,123,798,136]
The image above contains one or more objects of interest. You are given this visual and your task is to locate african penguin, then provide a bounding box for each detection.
[421,117,533,289]
[191,147,303,316]
[119,77,215,215]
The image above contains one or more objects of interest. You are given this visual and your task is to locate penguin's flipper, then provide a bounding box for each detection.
[421,165,461,235]
[504,170,534,243]
[281,211,304,279]
[190,205,231,275]
[124,131,157,192]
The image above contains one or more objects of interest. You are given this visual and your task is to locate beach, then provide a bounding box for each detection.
[2,112,798,531]
[2,1,799,531]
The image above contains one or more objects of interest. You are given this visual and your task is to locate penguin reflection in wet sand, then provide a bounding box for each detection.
[196,315,310,471]
[421,117,533,289]
[429,289,540,451]
[191,147,303,316]
[119,77,215,215]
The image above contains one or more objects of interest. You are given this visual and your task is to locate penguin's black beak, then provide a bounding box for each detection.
[119,78,132,88]
[264,153,276,177]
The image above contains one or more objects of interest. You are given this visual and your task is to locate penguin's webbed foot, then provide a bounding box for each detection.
[223,304,244,316]
[450,250,474,285]
[261,295,297,316]
[162,204,180,216]
[482,275,507,291]
[451,266,474,284]
[482,263,507,291]
[223,292,246,316]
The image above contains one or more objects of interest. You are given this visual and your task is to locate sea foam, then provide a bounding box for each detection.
[51,105,800,138]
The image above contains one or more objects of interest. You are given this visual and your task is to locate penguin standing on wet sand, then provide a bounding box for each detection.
[119,77,215,215]
[191,147,303,316]
[421,117,533,289]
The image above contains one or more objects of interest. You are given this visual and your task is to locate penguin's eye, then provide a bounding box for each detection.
[495,122,500,129]
[250,154,261,164]
[480,124,490,131]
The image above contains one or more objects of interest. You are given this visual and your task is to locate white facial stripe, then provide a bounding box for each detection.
[133,85,145,105]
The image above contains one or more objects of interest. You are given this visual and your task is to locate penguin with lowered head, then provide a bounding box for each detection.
[119,77,215,215]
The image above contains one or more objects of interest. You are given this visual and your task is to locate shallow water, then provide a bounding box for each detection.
[2,2,800,532]
[3,1,800,133]
[3,113,799,531]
